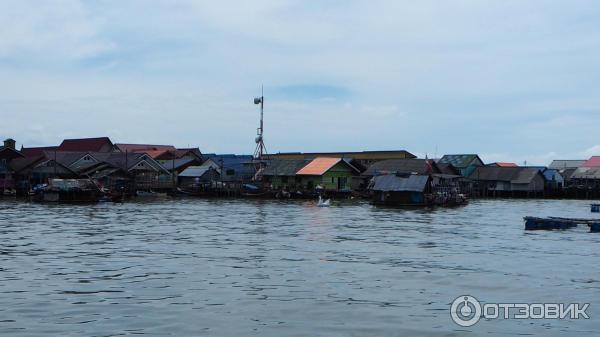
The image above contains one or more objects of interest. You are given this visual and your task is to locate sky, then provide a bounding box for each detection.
[1,0,600,165]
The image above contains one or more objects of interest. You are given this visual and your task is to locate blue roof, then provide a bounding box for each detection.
[204,154,255,182]
[542,168,564,182]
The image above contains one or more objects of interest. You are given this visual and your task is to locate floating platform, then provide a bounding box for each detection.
[524,216,600,231]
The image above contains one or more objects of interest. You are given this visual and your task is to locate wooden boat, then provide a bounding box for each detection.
[524,216,600,231]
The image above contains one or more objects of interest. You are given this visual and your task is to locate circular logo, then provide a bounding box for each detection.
[451,295,482,327]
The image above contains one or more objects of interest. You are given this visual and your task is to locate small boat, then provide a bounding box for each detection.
[317,195,331,207]
[524,216,600,231]
[240,183,269,197]
[135,190,167,198]
[2,188,16,197]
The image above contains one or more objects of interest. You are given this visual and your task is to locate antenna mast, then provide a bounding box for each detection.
[253,86,268,159]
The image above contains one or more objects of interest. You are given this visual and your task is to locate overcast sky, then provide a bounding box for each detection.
[1,1,600,164]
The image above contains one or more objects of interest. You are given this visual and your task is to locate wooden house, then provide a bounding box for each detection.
[295,157,360,192]
[370,174,431,206]
[438,154,484,177]
[202,155,255,183]
[261,159,311,190]
[569,157,600,191]
[178,166,221,190]
[10,155,78,188]
[468,166,545,196]
[0,139,24,190]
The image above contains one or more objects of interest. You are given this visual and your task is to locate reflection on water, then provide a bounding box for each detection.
[0,198,598,336]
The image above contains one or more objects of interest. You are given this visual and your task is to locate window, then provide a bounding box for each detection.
[282,176,288,183]
[331,177,335,183]
[226,169,235,176]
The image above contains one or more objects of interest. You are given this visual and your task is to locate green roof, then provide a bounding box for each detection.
[438,154,482,168]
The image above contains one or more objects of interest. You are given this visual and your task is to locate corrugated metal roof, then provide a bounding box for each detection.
[583,156,600,168]
[512,168,541,184]
[20,146,59,157]
[203,155,255,182]
[115,143,177,152]
[296,157,342,175]
[494,162,518,167]
[548,160,585,170]
[58,137,114,152]
[159,157,200,171]
[438,154,482,168]
[571,167,600,179]
[10,156,46,172]
[436,163,460,175]
[469,166,542,184]
[362,159,439,176]
[371,174,429,192]
[263,159,311,176]
[179,166,213,177]
[41,151,92,167]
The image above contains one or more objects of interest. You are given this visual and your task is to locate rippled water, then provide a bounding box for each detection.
[0,198,598,336]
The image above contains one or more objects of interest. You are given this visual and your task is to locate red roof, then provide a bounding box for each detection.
[20,146,59,157]
[58,137,114,152]
[142,150,176,159]
[116,143,176,153]
[297,157,342,175]
[583,156,600,167]
[495,162,518,167]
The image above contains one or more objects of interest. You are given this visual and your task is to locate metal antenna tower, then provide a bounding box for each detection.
[253,86,268,159]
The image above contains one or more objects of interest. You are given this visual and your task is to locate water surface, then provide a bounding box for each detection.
[0,198,598,336]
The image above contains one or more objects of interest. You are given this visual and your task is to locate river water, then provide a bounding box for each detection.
[0,198,598,336]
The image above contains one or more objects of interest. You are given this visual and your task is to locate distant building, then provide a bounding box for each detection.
[438,154,484,177]
[20,137,116,157]
[267,150,416,168]
[549,159,585,183]
[11,150,172,191]
[569,157,600,189]
[115,143,203,161]
[487,162,518,167]
[548,160,586,170]
[57,137,116,152]
[0,138,24,191]
[202,154,255,183]
[436,163,461,176]
[178,166,221,189]
[469,166,545,196]
[361,158,441,177]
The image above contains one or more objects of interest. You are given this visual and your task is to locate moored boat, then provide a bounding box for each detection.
[524,216,600,231]
[33,179,102,203]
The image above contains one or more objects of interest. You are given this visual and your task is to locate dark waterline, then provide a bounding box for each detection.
[0,198,598,336]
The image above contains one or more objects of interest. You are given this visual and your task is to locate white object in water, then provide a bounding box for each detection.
[317,195,331,207]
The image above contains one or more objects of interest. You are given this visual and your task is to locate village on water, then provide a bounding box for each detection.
[1,97,600,206]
